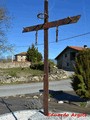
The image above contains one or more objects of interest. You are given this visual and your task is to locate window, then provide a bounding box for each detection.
[70,52,76,60]
[67,62,69,66]
[65,53,67,57]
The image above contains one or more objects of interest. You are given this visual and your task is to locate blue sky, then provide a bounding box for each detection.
[0,0,90,59]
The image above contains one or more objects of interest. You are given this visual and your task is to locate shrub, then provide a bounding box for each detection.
[30,60,56,72]
[30,62,44,71]
[71,48,90,99]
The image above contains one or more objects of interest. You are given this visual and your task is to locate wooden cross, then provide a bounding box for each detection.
[22,0,81,116]
[23,15,81,32]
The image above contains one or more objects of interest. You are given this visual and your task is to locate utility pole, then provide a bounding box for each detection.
[22,0,81,116]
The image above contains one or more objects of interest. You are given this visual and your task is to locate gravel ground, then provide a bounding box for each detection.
[0,91,90,119]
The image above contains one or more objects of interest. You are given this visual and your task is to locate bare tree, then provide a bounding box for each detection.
[0,7,13,55]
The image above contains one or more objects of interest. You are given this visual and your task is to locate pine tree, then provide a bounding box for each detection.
[26,44,42,63]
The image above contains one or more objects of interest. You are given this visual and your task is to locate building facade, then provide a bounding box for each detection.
[15,52,27,62]
[55,46,84,71]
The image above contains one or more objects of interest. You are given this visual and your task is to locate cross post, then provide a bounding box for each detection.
[22,0,81,116]
[43,0,49,116]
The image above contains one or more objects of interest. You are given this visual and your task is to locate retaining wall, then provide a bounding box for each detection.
[0,62,31,68]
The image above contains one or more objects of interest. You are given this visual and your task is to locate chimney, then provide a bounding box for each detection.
[84,45,87,48]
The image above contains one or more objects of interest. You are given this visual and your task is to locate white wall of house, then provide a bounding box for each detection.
[15,55,26,62]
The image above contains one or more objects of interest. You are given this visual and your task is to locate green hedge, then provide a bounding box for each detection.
[30,62,44,71]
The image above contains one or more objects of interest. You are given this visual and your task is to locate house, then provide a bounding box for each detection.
[55,46,86,71]
[15,52,27,62]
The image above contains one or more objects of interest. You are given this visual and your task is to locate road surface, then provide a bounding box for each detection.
[0,79,73,97]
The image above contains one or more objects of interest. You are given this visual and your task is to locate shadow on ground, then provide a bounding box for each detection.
[40,90,87,102]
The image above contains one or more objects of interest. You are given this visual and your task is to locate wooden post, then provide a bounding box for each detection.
[43,0,49,116]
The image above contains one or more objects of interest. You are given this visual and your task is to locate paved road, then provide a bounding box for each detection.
[0,79,73,97]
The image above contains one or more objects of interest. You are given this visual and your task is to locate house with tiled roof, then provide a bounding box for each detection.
[15,52,27,62]
[55,45,87,71]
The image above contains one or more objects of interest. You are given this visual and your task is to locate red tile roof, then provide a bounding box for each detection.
[55,46,85,60]
[69,46,84,51]
[15,52,27,56]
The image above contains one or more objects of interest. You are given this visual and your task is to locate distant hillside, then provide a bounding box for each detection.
[49,59,57,64]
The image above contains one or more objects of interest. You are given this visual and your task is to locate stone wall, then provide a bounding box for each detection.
[0,62,31,68]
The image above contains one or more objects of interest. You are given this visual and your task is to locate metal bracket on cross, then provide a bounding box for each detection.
[56,26,59,42]
[35,30,38,45]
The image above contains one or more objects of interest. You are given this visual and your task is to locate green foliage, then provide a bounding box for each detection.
[8,71,17,77]
[48,59,56,72]
[30,59,56,72]
[80,102,87,107]
[26,44,42,63]
[30,62,44,71]
[1,67,43,77]
[71,48,90,99]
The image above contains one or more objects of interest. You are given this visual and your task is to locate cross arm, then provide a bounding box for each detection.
[22,15,81,33]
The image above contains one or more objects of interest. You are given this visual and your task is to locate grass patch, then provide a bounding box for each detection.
[0,67,44,85]
[80,102,87,107]
[0,67,44,77]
